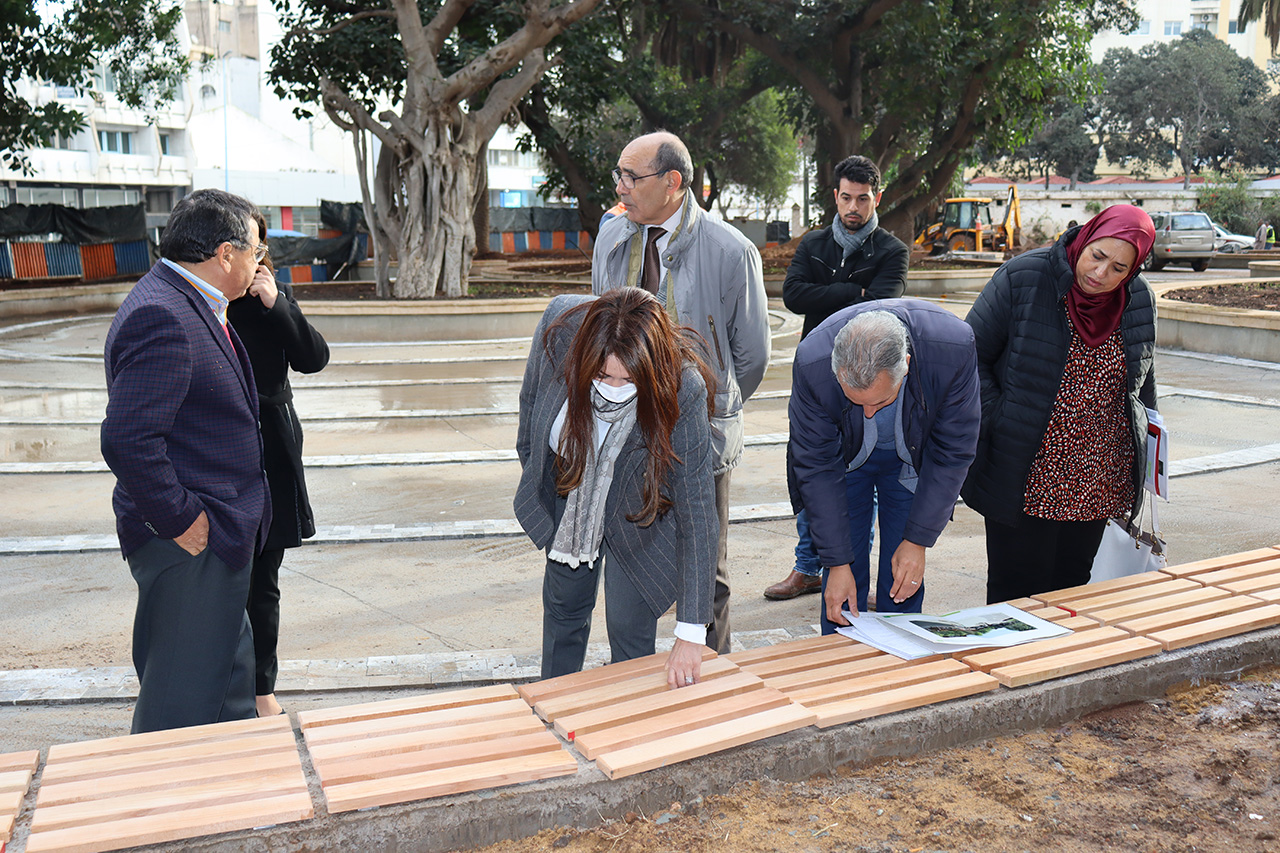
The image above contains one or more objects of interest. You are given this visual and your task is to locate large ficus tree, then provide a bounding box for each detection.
[1,0,187,174]
[270,0,601,298]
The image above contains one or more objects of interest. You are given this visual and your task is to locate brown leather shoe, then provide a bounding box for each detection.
[763,570,823,600]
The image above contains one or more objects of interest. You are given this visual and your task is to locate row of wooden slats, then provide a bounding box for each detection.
[24,715,311,853]
[13,545,1280,850]
[518,652,815,778]
[297,684,578,813]
[0,749,39,842]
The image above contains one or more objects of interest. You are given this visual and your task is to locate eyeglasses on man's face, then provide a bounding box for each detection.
[251,243,268,263]
[612,168,666,190]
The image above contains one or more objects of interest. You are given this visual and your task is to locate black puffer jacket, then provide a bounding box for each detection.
[959,227,1157,527]
[782,225,909,338]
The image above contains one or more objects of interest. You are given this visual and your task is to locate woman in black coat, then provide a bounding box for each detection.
[228,216,329,717]
[961,205,1157,604]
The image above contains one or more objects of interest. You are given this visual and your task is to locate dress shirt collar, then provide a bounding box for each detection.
[162,257,229,325]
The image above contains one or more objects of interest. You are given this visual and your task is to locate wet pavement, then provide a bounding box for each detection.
[2,271,1279,753]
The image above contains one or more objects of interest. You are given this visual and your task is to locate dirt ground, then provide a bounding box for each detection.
[470,667,1280,853]
[1164,282,1280,312]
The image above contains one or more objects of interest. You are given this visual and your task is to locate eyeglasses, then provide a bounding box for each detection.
[612,168,666,190]
[251,243,268,263]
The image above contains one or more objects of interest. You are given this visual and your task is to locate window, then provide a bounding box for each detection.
[218,20,231,33]
[1228,20,1241,33]
[146,189,174,213]
[1136,20,1150,35]
[83,189,138,208]
[16,187,79,206]
[1164,20,1182,35]
[159,134,169,156]
[98,130,133,154]
[487,148,539,168]
[92,66,117,94]
[1191,20,1209,31]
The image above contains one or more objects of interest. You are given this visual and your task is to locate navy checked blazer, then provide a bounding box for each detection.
[101,261,270,571]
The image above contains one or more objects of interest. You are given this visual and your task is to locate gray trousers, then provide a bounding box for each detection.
[541,497,658,679]
[128,537,257,733]
[704,470,732,653]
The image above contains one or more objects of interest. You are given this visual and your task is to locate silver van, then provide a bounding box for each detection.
[1148,211,1215,271]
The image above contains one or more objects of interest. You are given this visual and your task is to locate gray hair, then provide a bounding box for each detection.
[652,134,693,190]
[831,310,909,389]
[159,188,258,263]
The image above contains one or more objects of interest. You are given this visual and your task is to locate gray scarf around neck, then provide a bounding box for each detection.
[548,387,639,568]
[832,211,878,261]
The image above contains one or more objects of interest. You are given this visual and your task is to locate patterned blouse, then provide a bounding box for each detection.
[1023,323,1134,521]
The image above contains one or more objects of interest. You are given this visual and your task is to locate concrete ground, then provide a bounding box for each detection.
[1,269,1279,758]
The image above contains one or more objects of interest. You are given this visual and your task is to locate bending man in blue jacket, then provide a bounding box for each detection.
[787,300,980,631]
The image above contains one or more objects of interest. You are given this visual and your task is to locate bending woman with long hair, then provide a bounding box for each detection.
[515,289,718,689]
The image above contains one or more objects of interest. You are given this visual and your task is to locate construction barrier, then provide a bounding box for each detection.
[42,242,83,278]
[10,243,48,279]
[112,240,150,276]
[79,244,117,280]
[489,230,592,254]
[275,264,330,284]
[0,243,11,279]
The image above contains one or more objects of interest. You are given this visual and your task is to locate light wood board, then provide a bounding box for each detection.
[1084,586,1233,626]
[27,715,311,853]
[0,749,38,842]
[1034,571,1174,605]
[1110,595,1266,637]
[1146,604,1280,651]
[516,648,717,707]
[301,685,576,814]
[1160,549,1280,578]
[988,636,1162,688]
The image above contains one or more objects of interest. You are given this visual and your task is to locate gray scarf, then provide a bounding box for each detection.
[832,211,878,261]
[548,388,638,568]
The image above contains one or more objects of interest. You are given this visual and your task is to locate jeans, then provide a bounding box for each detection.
[817,446,921,634]
[793,498,876,577]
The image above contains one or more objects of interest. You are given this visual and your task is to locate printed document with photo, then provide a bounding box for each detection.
[836,603,1071,660]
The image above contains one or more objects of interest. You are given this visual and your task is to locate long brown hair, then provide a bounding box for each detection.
[547,289,716,527]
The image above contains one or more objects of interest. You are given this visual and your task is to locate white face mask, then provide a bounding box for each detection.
[592,379,637,403]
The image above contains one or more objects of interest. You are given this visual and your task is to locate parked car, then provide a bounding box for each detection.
[1212,223,1254,253]
[1147,211,1216,271]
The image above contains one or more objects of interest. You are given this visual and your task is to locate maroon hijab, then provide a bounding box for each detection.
[1064,205,1155,346]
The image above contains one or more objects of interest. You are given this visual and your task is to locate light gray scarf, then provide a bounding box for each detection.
[548,388,638,568]
[832,211,878,261]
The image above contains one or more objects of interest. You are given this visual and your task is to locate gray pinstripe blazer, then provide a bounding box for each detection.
[514,294,717,625]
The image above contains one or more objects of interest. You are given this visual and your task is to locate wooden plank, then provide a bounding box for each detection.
[298,683,518,730]
[722,634,852,667]
[47,715,290,762]
[813,671,1000,728]
[988,636,1162,688]
[300,697,532,746]
[1147,604,1280,651]
[30,769,307,833]
[760,652,929,694]
[1056,615,1104,631]
[323,750,578,814]
[1000,597,1044,610]
[1113,596,1266,636]
[732,644,885,680]
[1246,587,1280,605]
[36,752,302,808]
[1161,548,1280,578]
[787,659,972,708]
[516,648,716,706]
[573,692,793,761]
[24,791,314,853]
[1191,561,1280,589]
[315,732,563,788]
[959,626,1132,673]
[532,657,739,722]
[306,716,548,765]
[593,703,815,780]
[550,671,766,741]
[1053,579,1202,614]
[40,731,298,786]
[1221,574,1280,596]
[0,750,39,774]
[1085,586,1233,626]
[1034,571,1172,605]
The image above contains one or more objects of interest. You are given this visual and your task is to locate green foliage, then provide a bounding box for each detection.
[1099,30,1270,183]
[0,0,188,174]
[708,89,799,212]
[1197,171,1257,234]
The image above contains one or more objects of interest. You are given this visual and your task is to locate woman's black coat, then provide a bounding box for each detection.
[959,227,1158,527]
[228,281,329,550]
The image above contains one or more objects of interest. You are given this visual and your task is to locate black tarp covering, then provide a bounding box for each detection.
[489,207,580,232]
[320,200,366,233]
[266,232,361,267]
[0,203,147,244]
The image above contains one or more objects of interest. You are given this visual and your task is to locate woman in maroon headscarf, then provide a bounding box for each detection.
[960,205,1158,602]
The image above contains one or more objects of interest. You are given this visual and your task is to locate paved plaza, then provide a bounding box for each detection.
[2,278,1279,751]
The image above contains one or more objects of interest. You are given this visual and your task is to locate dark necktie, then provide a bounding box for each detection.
[642,227,666,294]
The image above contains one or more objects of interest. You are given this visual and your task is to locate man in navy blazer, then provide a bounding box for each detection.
[787,299,979,631]
[102,188,271,733]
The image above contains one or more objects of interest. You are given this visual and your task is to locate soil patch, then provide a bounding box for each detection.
[468,666,1280,853]
[1164,282,1280,311]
